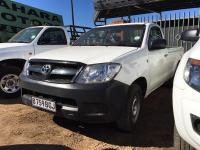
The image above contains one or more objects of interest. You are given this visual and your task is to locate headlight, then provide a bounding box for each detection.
[76,63,121,84]
[22,60,30,76]
[184,58,200,91]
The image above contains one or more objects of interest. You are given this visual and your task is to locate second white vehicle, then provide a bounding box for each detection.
[173,29,200,150]
[0,25,90,98]
[20,23,184,131]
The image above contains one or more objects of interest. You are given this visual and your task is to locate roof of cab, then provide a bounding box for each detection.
[96,22,155,28]
[27,26,64,29]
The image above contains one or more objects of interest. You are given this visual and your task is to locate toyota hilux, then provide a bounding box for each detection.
[20,23,184,131]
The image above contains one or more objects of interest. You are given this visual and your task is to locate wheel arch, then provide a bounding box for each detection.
[0,59,26,70]
[129,77,147,98]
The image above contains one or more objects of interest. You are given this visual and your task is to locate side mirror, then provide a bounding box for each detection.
[150,39,167,50]
[180,29,199,42]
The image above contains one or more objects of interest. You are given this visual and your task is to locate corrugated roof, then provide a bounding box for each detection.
[94,0,164,11]
[94,0,200,22]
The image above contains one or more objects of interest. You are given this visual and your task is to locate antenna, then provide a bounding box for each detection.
[134,5,162,21]
[71,0,75,27]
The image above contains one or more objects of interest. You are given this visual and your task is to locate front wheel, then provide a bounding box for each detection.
[116,84,142,132]
[174,126,195,150]
[0,66,21,99]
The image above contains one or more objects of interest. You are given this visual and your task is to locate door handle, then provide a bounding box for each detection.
[164,54,168,57]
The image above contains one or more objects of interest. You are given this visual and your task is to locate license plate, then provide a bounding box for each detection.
[32,97,56,112]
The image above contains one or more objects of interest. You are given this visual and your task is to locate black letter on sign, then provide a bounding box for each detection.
[31,19,42,26]
[0,24,7,32]
[28,9,39,18]
[0,0,10,9]
[12,3,26,14]
[17,16,29,24]
[1,13,16,22]
[52,16,60,23]
[40,12,50,20]
[43,22,52,26]
[10,26,20,33]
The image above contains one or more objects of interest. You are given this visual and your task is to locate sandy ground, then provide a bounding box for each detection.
[0,86,174,150]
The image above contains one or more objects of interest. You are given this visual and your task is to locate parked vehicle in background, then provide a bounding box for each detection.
[20,22,184,132]
[0,25,90,98]
[173,29,200,150]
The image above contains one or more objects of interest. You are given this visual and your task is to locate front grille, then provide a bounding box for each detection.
[28,59,85,84]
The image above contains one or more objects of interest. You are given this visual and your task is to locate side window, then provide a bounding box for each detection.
[38,28,67,45]
[148,27,163,50]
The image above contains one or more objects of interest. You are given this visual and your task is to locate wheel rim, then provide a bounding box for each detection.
[131,96,140,123]
[0,74,20,94]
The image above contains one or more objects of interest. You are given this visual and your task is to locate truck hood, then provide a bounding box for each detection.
[31,46,138,64]
[0,43,29,49]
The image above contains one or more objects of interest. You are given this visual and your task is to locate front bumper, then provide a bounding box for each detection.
[173,82,200,150]
[20,74,129,123]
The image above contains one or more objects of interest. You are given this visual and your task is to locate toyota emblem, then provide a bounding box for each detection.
[41,64,52,75]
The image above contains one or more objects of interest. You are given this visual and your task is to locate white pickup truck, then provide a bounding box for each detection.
[20,23,184,131]
[173,29,200,150]
[0,25,90,98]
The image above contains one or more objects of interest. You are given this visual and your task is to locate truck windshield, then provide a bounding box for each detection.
[8,27,43,43]
[73,25,146,47]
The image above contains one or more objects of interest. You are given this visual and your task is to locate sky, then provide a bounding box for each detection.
[12,0,200,28]
[13,0,94,27]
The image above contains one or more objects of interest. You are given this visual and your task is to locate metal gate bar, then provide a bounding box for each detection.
[132,10,200,51]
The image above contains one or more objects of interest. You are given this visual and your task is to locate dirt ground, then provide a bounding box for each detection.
[0,86,174,150]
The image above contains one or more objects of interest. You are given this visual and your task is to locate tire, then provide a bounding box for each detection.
[0,66,21,99]
[174,126,196,150]
[116,84,143,132]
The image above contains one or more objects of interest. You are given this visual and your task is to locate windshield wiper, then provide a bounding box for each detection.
[8,40,30,43]
[74,44,101,46]
[74,44,140,47]
[101,44,134,47]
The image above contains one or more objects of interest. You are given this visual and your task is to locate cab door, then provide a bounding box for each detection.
[148,26,169,91]
[34,28,68,54]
